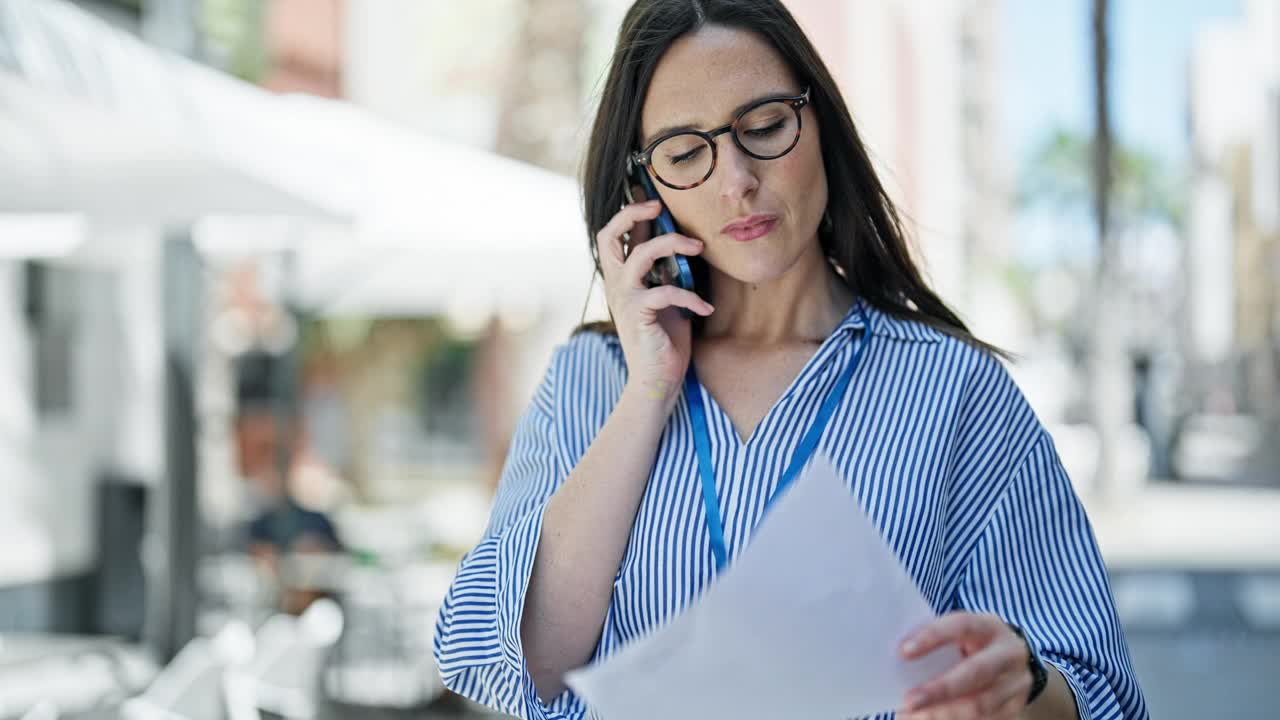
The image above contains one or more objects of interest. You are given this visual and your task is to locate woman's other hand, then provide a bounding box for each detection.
[897,612,1035,720]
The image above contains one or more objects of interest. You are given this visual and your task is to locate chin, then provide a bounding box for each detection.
[710,241,807,285]
[710,256,794,286]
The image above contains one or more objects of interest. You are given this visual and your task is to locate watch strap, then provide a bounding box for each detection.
[1006,622,1049,705]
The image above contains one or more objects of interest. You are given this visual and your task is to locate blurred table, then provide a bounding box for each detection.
[200,551,460,711]
[0,634,155,720]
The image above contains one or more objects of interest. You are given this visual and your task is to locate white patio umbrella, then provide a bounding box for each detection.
[0,70,337,225]
[0,0,594,315]
[206,93,595,316]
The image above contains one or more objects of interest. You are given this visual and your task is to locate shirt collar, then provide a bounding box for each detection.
[836,296,945,344]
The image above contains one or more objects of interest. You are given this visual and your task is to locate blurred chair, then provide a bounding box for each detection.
[323,561,449,709]
[228,598,344,720]
[18,701,57,720]
[120,621,255,720]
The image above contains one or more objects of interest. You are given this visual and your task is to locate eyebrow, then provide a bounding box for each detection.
[641,89,795,149]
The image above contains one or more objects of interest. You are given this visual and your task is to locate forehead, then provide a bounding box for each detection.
[641,25,796,138]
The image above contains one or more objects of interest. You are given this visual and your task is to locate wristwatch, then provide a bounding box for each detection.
[1006,623,1048,705]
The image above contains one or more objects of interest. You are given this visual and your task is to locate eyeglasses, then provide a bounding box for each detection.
[629,87,810,191]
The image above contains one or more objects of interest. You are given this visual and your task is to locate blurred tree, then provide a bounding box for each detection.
[1019,125,1189,481]
[1020,130,1183,228]
[1088,0,1127,495]
[199,0,266,81]
[1017,0,1174,493]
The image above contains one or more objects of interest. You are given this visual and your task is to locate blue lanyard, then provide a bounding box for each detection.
[683,301,873,572]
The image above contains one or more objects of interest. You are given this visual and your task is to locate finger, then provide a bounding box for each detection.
[897,707,958,720]
[638,285,714,317]
[901,697,997,720]
[902,649,1030,720]
[623,233,704,288]
[974,669,1032,718]
[923,690,1027,720]
[912,666,1029,720]
[905,641,1022,710]
[996,694,1027,719]
[599,201,662,270]
[597,201,664,271]
[901,612,1001,660]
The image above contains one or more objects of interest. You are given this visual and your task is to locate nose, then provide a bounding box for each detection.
[715,138,759,202]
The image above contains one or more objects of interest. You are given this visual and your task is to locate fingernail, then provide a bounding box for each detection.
[905,690,926,710]
[902,639,919,655]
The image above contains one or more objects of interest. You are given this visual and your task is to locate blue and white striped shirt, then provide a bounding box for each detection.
[434,298,1148,719]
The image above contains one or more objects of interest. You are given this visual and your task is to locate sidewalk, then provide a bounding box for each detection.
[1085,484,1280,570]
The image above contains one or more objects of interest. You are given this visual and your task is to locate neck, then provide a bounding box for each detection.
[701,240,855,345]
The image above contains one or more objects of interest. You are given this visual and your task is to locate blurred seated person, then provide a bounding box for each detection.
[235,352,343,615]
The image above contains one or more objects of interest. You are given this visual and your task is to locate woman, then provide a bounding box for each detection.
[434,1,1147,718]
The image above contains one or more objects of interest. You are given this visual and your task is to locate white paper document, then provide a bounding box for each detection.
[564,455,962,719]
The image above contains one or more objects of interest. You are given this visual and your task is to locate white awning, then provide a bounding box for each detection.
[0,0,594,314]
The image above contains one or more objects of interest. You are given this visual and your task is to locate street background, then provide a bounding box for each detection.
[0,1,1276,718]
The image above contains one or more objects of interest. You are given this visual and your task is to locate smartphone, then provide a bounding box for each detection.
[625,158,695,292]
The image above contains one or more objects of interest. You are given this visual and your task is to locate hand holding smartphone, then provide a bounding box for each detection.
[625,157,696,293]
[592,159,713,396]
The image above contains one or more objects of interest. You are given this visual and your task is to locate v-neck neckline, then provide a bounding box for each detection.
[688,306,861,448]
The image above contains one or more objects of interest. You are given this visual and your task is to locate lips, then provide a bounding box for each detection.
[722,214,779,242]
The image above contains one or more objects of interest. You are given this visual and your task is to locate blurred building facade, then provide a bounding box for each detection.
[1187,0,1279,452]
[787,0,1018,346]
[0,250,153,630]
[0,0,175,628]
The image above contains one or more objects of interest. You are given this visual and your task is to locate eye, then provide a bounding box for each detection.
[669,145,706,166]
[744,120,786,138]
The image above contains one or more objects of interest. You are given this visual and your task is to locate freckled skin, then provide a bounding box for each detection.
[640,25,828,289]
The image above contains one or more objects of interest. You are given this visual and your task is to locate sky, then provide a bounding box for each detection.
[1005,0,1244,169]
[1004,0,1245,268]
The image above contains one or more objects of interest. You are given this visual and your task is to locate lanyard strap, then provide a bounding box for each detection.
[684,302,873,572]
[685,363,730,571]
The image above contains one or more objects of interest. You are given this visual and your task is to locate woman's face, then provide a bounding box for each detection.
[639,25,827,286]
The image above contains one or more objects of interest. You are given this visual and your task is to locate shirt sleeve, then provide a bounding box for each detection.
[432,347,595,719]
[951,430,1149,720]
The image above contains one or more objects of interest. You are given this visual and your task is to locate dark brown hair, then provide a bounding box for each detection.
[577,0,1000,356]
